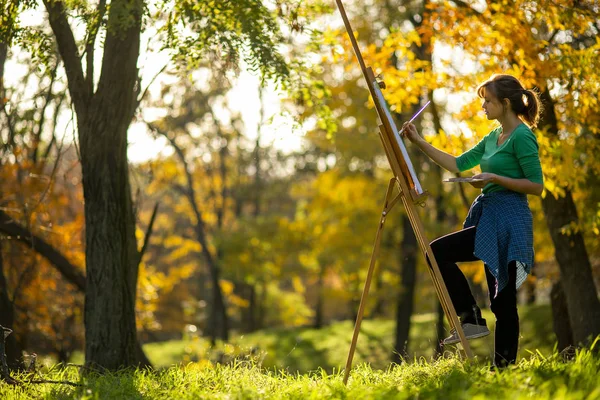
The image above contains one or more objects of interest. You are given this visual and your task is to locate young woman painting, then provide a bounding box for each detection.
[402,74,544,368]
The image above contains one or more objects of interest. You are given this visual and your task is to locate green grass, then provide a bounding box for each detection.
[2,304,598,399]
[2,345,599,399]
[140,304,557,373]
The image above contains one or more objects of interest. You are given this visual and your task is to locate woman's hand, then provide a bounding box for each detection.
[470,173,496,188]
[401,122,422,144]
[399,121,460,173]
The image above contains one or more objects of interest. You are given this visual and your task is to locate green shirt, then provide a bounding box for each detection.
[456,123,543,194]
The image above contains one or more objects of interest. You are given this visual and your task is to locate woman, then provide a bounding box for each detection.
[401,74,543,368]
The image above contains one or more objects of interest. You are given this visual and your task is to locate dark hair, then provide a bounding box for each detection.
[477,74,542,128]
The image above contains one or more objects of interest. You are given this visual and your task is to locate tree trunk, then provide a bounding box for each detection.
[208,134,230,344]
[202,240,229,344]
[523,270,536,305]
[550,281,574,353]
[156,125,231,345]
[0,325,17,384]
[370,267,386,318]
[247,284,256,332]
[392,214,418,363]
[541,190,600,345]
[0,37,22,373]
[434,301,445,358]
[0,247,23,370]
[71,0,142,369]
[80,118,139,369]
[236,282,256,333]
[256,282,266,330]
[314,264,325,329]
[539,89,600,346]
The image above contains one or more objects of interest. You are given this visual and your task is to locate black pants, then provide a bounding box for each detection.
[428,226,519,367]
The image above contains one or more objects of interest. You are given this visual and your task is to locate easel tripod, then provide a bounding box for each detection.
[333,0,474,385]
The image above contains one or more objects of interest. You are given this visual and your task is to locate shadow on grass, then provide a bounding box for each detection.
[46,369,146,400]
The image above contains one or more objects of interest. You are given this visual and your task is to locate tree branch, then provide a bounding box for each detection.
[146,123,202,216]
[0,210,85,291]
[85,0,107,94]
[42,0,89,117]
[32,60,59,163]
[0,85,17,156]
[41,91,67,163]
[450,0,483,15]
[10,258,37,305]
[137,202,159,268]
[136,63,168,109]
[0,38,8,90]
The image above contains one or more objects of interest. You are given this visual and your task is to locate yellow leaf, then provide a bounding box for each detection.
[219,279,234,296]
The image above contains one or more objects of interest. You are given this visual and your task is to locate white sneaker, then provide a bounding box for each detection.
[443,323,490,345]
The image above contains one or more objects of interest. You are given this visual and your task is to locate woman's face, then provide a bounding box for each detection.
[481,88,504,120]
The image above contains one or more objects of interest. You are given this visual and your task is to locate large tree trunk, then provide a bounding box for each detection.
[539,89,600,346]
[80,124,139,369]
[80,84,140,367]
[44,0,144,369]
[392,215,418,363]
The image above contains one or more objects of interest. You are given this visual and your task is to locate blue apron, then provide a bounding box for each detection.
[464,191,534,294]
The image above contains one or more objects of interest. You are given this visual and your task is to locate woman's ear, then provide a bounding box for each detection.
[502,98,512,113]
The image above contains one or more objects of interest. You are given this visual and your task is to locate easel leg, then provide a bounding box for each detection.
[342,178,400,385]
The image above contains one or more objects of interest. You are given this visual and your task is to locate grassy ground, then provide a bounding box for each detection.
[142,303,557,373]
[1,345,599,399]
[2,304,598,399]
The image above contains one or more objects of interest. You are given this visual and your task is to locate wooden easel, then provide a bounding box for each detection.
[333,0,473,385]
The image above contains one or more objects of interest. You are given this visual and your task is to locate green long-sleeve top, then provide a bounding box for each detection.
[456,123,543,194]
